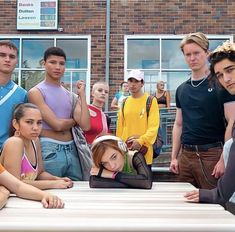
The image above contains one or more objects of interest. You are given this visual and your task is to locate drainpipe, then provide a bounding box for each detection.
[105,0,110,111]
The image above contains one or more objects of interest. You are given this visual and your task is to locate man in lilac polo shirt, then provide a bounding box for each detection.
[0,40,27,150]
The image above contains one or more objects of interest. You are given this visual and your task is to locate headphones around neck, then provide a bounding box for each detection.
[92,135,128,153]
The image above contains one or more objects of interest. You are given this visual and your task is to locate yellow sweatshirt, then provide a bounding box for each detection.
[116,93,160,164]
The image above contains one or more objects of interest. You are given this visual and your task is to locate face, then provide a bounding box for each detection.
[183,43,208,72]
[214,58,235,95]
[44,55,66,81]
[101,146,125,172]
[0,45,18,75]
[128,78,143,94]
[157,82,165,90]
[92,83,109,103]
[122,83,129,93]
[13,108,42,140]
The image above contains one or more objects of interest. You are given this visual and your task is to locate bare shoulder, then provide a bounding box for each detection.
[4,137,24,150]
[28,87,41,97]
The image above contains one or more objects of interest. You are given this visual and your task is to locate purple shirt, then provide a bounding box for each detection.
[36,81,72,130]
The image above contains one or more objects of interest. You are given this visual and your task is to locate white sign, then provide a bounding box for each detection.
[17,0,58,30]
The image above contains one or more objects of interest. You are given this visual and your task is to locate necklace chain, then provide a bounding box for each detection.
[190,76,207,88]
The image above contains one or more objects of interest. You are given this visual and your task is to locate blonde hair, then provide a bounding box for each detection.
[92,81,108,92]
[180,32,209,53]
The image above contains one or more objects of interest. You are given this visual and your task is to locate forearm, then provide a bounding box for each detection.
[15,182,45,201]
[74,95,90,131]
[48,118,75,132]
[171,124,182,159]
[0,186,10,209]
[23,179,56,190]
[37,172,58,181]
[114,152,152,189]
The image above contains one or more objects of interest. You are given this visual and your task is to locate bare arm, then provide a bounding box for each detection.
[110,97,119,111]
[170,108,183,174]
[73,80,90,131]
[0,170,64,208]
[28,88,76,131]
[30,140,73,190]
[0,186,10,209]
[166,91,171,108]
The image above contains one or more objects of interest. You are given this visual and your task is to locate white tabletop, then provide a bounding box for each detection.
[0,182,235,232]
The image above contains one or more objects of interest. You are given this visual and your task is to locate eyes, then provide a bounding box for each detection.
[97,88,109,94]
[0,52,16,60]
[48,60,65,66]
[101,153,117,168]
[25,120,43,126]
[215,66,235,79]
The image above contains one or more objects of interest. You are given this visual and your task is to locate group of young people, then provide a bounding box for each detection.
[1,34,235,213]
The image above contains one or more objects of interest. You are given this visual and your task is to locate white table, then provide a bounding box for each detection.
[0,182,235,232]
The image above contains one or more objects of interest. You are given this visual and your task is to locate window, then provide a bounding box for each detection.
[125,35,233,105]
[0,35,91,102]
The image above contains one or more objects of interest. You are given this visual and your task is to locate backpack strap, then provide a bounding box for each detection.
[121,96,129,117]
[146,95,155,118]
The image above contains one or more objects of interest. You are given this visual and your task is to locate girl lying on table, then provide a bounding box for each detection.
[89,135,152,189]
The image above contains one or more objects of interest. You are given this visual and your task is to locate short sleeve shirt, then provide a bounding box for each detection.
[176,78,235,144]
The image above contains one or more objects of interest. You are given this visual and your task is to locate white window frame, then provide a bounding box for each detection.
[124,34,233,80]
[0,35,91,102]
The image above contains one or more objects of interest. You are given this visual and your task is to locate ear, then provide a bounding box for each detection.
[206,50,211,58]
[12,119,19,131]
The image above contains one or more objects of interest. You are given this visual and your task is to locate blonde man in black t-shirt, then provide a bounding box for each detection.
[170,33,235,189]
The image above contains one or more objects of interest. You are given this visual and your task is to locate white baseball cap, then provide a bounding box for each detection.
[127,69,144,81]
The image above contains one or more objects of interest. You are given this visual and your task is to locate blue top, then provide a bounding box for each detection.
[0,80,27,149]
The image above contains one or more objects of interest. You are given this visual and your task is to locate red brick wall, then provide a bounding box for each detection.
[0,0,234,108]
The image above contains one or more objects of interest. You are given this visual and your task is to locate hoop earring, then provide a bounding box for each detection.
[14,130,20,137]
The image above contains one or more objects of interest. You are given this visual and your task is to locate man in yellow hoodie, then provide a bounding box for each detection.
[116,69,160,167]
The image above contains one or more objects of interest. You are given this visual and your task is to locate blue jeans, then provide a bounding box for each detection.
[40,138,83,181]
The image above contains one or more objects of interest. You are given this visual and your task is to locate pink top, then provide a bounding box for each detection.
[21,141,38,181]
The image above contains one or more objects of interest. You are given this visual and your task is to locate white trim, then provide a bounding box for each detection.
[0,83,18,106]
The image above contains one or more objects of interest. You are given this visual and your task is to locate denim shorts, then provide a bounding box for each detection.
[40,138,83,181]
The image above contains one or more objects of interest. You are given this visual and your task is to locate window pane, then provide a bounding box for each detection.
[141,70,160,94]
[57,39,88,69]
[22,40,53,68]
[21,71,45,90]
[61,71,87,93]
[12,71,19,85]
[162,39,187,69]
[162,71,190,104]
[127,39,160,69]
[209,39,230,51]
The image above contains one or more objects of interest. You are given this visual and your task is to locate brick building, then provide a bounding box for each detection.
[0,0,234,109]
